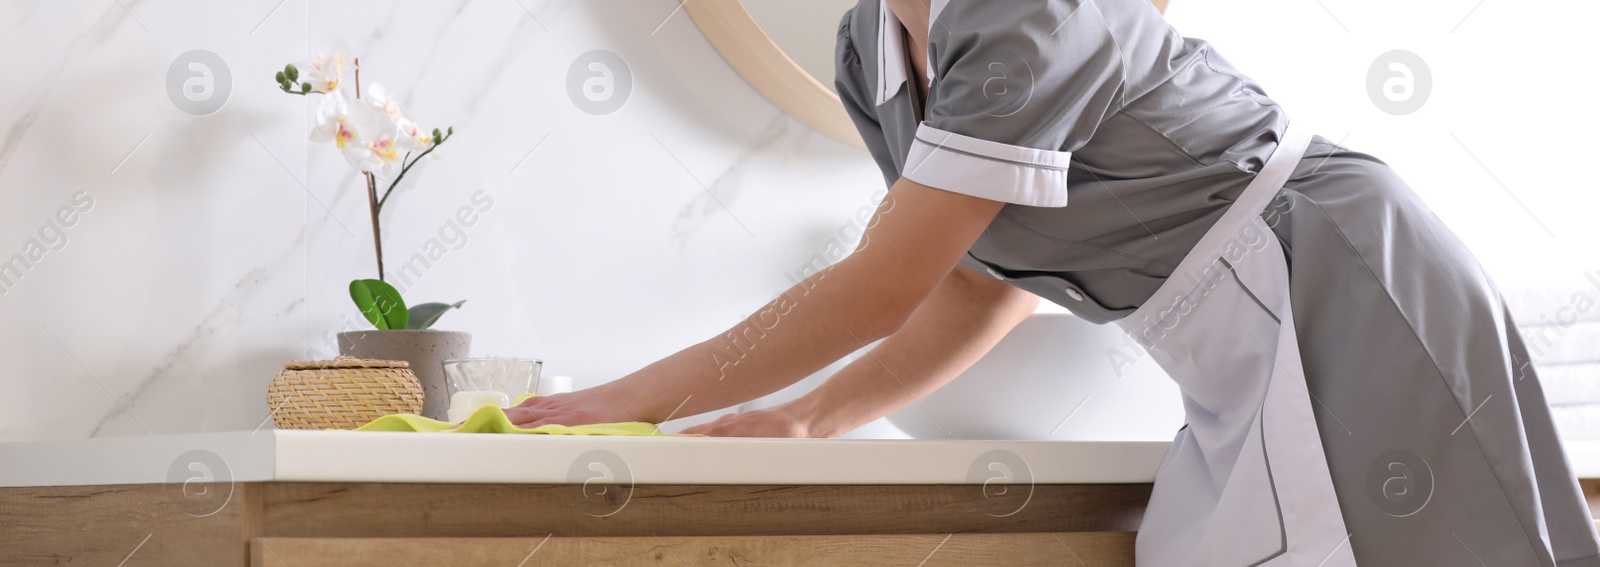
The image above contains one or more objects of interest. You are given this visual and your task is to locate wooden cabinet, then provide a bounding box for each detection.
[1,483,1150,566]
[13,480,1600,564]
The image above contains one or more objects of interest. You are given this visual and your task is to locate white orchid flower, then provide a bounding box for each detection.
[309,91,404,176]
[347,116,406,177]
[365,83,434,152]
[366,83,405,121]
[309,90,360,148]
[394,119,433,152]
[299,41,350,94]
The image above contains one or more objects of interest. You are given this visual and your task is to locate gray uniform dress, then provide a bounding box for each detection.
[834,0,1600,565]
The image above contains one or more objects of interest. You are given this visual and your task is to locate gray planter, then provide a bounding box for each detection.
[338,330,471,420]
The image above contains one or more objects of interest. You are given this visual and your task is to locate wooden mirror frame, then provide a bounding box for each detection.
[685,0,1171,150]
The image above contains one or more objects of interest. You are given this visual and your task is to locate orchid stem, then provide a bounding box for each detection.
[365,172,385,281]
[353,57,385,282]
[377,143,438,210]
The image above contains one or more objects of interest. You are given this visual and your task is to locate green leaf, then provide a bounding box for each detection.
[284,63,299,82]
[349,279,409,330]
[407,300,465,330]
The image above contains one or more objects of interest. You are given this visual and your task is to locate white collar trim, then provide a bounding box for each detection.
[875,0,945,106]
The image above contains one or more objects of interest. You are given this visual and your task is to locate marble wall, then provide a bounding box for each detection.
[1163,0,1600,289]
[0,0,893,441]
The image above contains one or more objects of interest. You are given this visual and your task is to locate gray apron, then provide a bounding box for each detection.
[1115,121,1355,565]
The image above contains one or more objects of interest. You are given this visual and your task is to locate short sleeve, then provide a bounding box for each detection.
[835,9,902,189]
[906,0,1126,208]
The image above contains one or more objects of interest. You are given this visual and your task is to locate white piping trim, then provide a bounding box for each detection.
[912,124,1073,169]
[903,124,1072,208]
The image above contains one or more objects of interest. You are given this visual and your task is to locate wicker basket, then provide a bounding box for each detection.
[266,356,426,430]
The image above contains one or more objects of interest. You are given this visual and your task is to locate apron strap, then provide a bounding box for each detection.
[1230,119,1314,223]
[1116,119,1314,327]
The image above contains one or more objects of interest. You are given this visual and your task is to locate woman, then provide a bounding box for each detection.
[507,0,1600,564]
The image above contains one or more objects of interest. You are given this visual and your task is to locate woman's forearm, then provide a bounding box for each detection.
[594,182,1005,425]
[788,266,1039,437]
[601,254,918,423]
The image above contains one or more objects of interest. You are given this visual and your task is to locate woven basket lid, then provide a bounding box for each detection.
[283,356,410,370]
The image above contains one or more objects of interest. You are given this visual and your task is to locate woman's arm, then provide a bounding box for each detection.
[504,178,1005,427]
[683,264,1039,437]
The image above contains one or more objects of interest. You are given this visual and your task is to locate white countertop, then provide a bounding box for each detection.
[0,430,1172,487]
[7,432,1600,488]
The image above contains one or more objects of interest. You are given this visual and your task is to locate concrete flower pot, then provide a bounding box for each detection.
[337,330,471,420]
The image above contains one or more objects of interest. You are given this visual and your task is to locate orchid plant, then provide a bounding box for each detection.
[275,41,464,331]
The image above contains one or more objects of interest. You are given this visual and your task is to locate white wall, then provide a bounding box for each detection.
[1163,0,1600,290]
[0,0,887,441]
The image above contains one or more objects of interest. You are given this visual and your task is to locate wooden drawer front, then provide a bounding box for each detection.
[259,483,1152,537]
[251,534,1137,567]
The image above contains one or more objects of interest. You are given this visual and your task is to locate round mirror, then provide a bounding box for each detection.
[685,0,1170,149]
[739,0,859,92]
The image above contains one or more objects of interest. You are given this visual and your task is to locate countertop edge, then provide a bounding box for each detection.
[1,430,1170,487]
[7,432,1600,488]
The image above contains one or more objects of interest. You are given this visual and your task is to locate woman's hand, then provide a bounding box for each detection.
[503,387,638,428]
[679,405,813,438]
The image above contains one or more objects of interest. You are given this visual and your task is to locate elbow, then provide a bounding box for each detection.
[826,257,925,342]
[851,295,918,343]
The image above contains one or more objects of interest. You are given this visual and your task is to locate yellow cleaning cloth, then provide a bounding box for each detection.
[351,394,687,436]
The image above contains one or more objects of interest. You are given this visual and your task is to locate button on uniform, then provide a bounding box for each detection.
[1065,287,1085,301]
